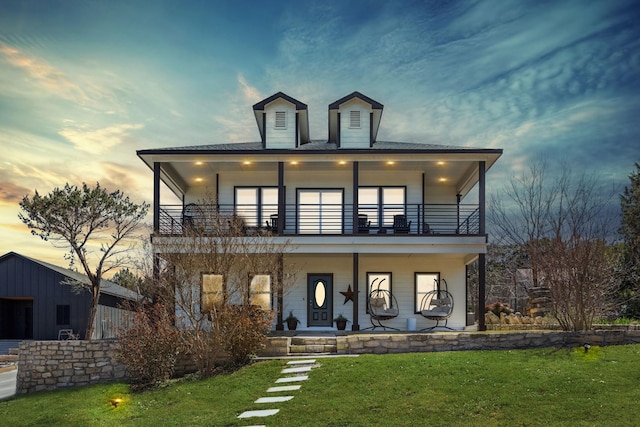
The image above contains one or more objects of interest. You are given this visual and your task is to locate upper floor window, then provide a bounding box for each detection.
[275,111,287,129]
[235,187,278,228]
[349,110,361,128]
[358,187,405,227]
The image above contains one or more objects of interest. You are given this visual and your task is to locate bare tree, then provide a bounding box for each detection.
[151,197,296,373]
[489,159,618,330]
[19,182,148,339]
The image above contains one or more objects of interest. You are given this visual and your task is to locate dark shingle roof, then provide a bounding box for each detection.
[138,139,499,155]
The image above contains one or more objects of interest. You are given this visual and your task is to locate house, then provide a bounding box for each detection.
[137,91,502,331]
[0,252,139,340]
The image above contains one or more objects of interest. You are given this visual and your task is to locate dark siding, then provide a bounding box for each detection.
[0,254,91,339]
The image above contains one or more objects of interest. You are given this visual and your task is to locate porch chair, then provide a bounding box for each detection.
[181,203,202,233]
[419,278,454,331]
[358,214,371,234]
[365,278,400,330]
[392,214,412,234]
[265,214,279,233]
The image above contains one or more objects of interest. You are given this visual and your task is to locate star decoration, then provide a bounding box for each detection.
[340,285,356,304]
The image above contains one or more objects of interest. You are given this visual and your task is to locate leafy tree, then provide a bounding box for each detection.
[112,268,143,291]
[19,182,149,339]
[618,163,640,318]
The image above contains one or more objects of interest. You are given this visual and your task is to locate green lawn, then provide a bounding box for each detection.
[2,344,640,426]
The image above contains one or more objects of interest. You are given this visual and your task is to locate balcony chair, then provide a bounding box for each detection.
[181,203,201,233]
[265,214,279,233]
[392,214,412,234]
[365,278,400,331]
[419,278,454,331]
[358,214,371,234]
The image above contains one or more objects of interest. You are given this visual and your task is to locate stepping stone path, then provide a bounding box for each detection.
[237,358,317,426]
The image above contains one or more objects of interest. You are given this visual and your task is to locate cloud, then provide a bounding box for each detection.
[58,123,144,154]
[0,181,30,204]
[0,42,90,105]
[211,74,263,142]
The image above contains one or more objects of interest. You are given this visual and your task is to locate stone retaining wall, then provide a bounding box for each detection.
[332,329,640,355]
[16,340,125,395]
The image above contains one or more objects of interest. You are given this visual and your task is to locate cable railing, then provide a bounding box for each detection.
[157,203,481,236]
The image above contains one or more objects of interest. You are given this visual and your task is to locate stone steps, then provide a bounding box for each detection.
[289,337,337,355]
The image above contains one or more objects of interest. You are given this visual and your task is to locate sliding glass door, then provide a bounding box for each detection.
[298,189,343,234]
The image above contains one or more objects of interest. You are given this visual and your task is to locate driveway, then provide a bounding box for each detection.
[0,367,17,400]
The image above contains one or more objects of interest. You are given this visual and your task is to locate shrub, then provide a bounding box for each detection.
[116,303,182,391]
[213,305,274,366]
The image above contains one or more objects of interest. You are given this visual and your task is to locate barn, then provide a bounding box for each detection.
[0,251,139,340]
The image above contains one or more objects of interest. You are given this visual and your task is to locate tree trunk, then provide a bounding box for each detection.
[84,283,100,340]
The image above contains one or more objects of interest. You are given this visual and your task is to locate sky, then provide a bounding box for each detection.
[1,0,639,267]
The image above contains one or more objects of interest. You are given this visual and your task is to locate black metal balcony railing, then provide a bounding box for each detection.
[157,203,481,236]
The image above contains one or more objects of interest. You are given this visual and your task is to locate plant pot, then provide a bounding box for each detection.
[287,319,298,330]
[335,319,347,330]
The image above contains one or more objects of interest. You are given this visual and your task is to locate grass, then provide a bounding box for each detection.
[2,345,640,426]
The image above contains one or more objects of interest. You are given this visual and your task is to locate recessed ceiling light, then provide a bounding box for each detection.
[290,161,299,165]
[386,161,395,165]
[242,161,251,165]
[438,177,448,183]
[195,178,203,182]
[195,161,204,166]
[437,161,445,166]
[338,161,347,165]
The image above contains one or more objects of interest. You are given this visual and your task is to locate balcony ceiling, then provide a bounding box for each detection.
[159,156,488,199]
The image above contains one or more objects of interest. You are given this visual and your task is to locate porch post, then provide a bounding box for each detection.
[276,254,284,330]
[153,162,160,233]
[478,254,486,331]
[352,161,359,234]
[478,161,487,331]
[352,253,360,331]
[277,162,284,234]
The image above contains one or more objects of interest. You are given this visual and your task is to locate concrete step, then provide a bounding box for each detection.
[290,337,337,346]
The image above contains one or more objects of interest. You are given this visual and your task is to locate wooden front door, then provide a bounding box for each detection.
[308,274,333,327]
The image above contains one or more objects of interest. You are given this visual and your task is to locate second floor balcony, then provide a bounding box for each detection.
[157,203,481,237]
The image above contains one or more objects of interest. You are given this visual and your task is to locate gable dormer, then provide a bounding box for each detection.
[253,92,310,149]
[328,92,383,148]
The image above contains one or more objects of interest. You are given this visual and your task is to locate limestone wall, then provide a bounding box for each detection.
[333,329,640,355]
[16,340,125,395]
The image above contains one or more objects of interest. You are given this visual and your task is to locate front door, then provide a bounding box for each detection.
[308,274,333,327]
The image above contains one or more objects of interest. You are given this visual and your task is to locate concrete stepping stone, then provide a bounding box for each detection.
[255,395,294,403]
[267,385,301,392]
[287,359,316,365]
[281,366,313,374]
[237,409,279,419]
[275,375,308,383]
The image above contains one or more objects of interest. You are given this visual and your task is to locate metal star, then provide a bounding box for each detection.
[340,285,356,304]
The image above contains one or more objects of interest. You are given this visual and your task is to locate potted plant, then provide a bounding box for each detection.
[285,311,300,331]
[334,313,349,330]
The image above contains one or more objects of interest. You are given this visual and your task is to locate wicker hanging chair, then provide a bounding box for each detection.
[366,278,400,331]
[419,278,454,331]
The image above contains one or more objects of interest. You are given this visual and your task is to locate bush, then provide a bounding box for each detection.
[485,302,513,317]
[116,304,182,390]
[213,305,274,366]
